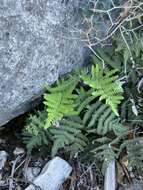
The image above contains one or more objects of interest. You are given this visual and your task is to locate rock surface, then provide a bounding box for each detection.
[104,160,116,190]
[24,167,41,182]
[0,151,8,170]
[0,0,88,126]
[25,156,72,190]
[13,147,25,156]
[118,182,143,190]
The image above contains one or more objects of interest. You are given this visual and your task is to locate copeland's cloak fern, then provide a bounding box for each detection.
[44,77,78,128]
[81,64,123,115]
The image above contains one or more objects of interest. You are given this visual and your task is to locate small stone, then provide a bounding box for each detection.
[130,172,134,178]
[104,160,116,190]
[0,151,8,170]
[0,179,6,186]
[16,186,22,190]
[25,157,72,190]
[24,167,41,182]
[13,147,25,155]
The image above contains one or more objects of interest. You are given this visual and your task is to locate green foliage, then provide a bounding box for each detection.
[115,33,143,71]
[121,100,143,127]
[119,137,143,169]
[83,101,126,136]
[50,116,88,157]
[23,111,49,153]
[44,76,78,128]
[75,87,95,113]
[81,64,123,115]
[79,100,126,173]
[92,47,122,71]
[91,138,118,173]
[23,112,88,156]
[23,32,143,175]
[93,32,143,73]
[23,62,126,173]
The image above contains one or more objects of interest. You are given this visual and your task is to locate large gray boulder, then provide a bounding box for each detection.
[0,0,88,126]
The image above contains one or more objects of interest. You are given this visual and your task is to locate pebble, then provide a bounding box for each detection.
[25,156,72,190]
[0,151,8,170]
[13,147,25,156]
[24,167,41,182]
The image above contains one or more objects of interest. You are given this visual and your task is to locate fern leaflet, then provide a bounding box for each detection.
[119,137,143,169]
[23,111,49,153]
[81,64,124,115]
[44,77,78,128]
[49,116,88,157]
[83,101,126,136]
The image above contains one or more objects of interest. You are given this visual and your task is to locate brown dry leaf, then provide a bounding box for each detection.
[123,160,129,168]
[117,162,125,185]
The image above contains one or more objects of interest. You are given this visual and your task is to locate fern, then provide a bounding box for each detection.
[49,116,88,157]
[75,87,95,113]
[44,76,78,128]
[81,137,119,174]
[93,33,143,73]
[22,32,143,176]
[23,111,49,153]
[92,48,122,70]
[119,137,143,169]
[115,33,143,71]
[91,142,118,173]
[83,101,126,136]
[81,64,124,115]
[23,109,88,156]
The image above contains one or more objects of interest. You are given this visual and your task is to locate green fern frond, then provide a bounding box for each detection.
[25,111,46,135]
[119,137,143,169]
[83,102,125,136]
[81,64,124,115]
[92,48,122,70]
[49,116,88,157]
[23,111,49,153]
[23,132,49,154]
[67,133,88,156]
[91,141,118,174]
[44,77,78,128]
[75,87,95,113]
[45,75,78,93]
